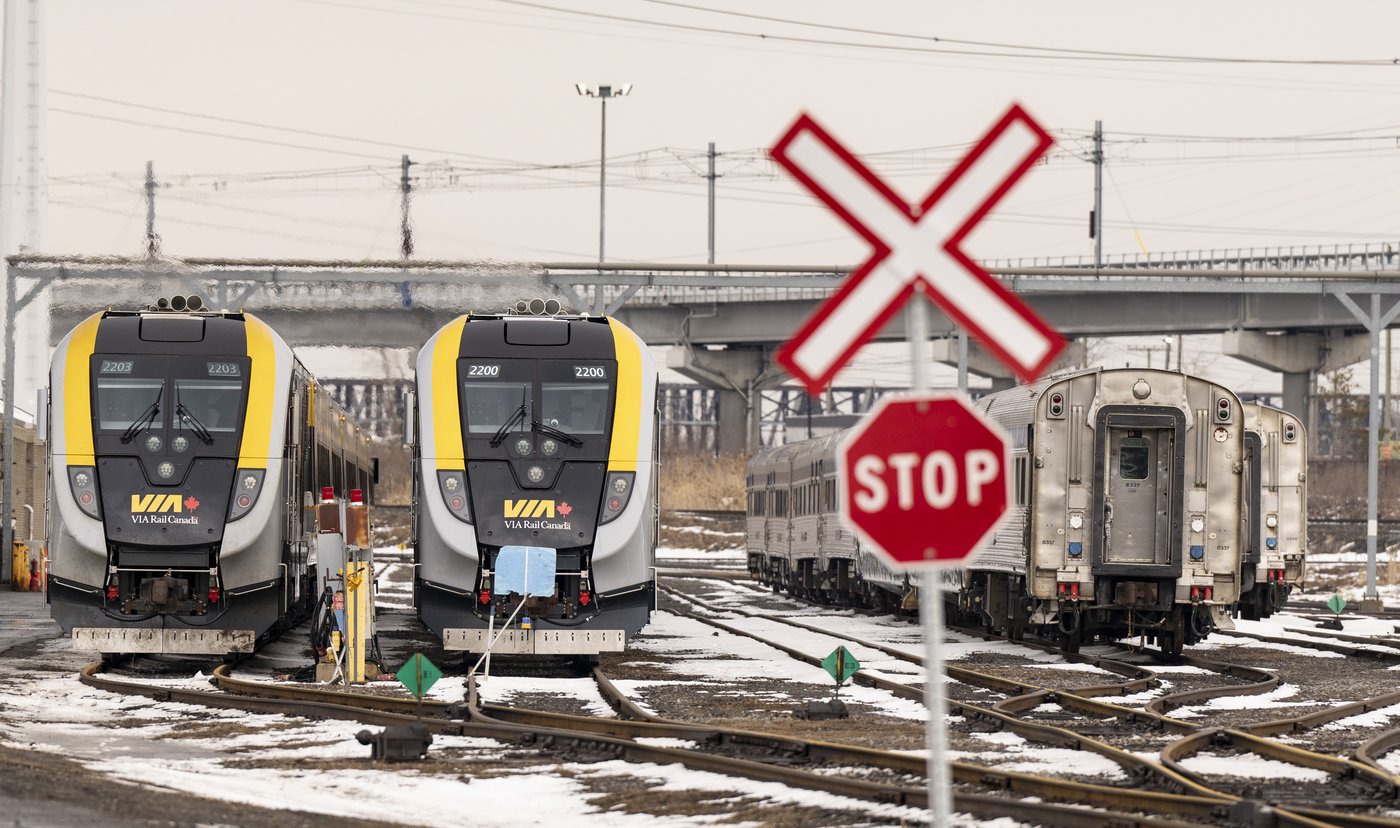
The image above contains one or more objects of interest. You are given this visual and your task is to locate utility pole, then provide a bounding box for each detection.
[144,160,158,257]
[1092,120,1103,268]
[400,154,413,260]
[707,142,716,265]
[1127,344,1165,369]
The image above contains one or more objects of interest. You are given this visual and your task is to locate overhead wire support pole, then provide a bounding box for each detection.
[1093,120,1103,269]
[707,142,716,265]
[145,160,157,257]
[400,154,413,260]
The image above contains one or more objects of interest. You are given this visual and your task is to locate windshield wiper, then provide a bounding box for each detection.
[119,384,164,444]
[176,402,216,445]
[488,388,529,448]
[532,420,583,448]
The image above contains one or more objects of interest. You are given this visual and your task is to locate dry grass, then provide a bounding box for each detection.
[660,451,747,511]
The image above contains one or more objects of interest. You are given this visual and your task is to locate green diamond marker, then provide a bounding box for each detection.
[822,645,860,687]
[396,653,443,699]
[1328,594,1347,616]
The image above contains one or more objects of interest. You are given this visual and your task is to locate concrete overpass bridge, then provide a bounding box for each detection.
[11,241,1400,453]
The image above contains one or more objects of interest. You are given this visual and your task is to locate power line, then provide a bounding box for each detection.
[491,0,1398,66]
[51,89,532,166]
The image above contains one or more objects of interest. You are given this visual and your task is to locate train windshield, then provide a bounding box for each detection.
[174,378,244,433]
[92,355,250,442]
[463,382,531,434]
[95,377,165,431]
[540,382,610,435]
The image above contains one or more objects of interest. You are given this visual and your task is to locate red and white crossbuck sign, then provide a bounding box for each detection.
[772,105,1065,394]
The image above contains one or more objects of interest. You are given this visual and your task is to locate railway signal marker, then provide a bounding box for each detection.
[397,652,442,699]
[839,394,1010,567]
[822,645,860,688]
[771,105,1064,395]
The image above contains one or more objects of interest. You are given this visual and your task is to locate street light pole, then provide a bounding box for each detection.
[576,83,631,312]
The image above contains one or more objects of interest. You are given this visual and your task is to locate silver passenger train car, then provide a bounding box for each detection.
[47,302,375,655]
[1238,401,1307,619]
[413,312,658,657]
[749,368,1247,656]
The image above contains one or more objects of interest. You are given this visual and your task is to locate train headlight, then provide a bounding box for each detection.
[527,465,545,483]
[1068,513,1083,530]
[541,439,559,457]
[68,466,101,520]
[172,436,189,453]
[437,470,472,523]
[1190,516,1205,533]
[1265,514,1278,529]
[145,435,162,452]
[600,471,635,524]
[513,437,533,457]
[227,468,265,521]
[157,462,175,479]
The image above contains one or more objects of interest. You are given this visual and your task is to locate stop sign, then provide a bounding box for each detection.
[838,394,1011,567]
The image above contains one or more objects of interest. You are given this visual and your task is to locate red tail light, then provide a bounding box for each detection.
[1190,586,1200,601]
[208,587,220,603]
[1069,583,1079,599]
[105,586,118,601]
[579,591,592,606]
[478,590,491,605]
[321,486,334,502]
[1204,586,1213,602]
[349,488,363,505]
[1056,583,1066,596]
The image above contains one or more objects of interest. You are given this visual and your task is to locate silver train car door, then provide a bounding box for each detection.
[1096,411,1181,573]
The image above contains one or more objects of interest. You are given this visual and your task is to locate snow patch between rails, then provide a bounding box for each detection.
[952,731,1127,780]
[1180,751,1330,782]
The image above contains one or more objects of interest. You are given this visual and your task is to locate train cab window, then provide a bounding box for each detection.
[1119,437,1150,480]
[173,378,243,433]
[462,381,531,434]
[95,377,165,431]
[541,382,611,435]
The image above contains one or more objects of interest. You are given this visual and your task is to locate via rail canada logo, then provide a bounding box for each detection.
[502,498,573,531]
[129,493,201,525]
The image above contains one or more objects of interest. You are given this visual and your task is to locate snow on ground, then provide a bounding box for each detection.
[624,610,929,721]
[656,545,746,564]
[1179,751,1330,782]
[476,674,616,718]
[0,639,931,827]
[948,731,1127,781]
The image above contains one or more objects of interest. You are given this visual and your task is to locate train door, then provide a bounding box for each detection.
[1096,413,1180,569]
[1241,432,1261,590]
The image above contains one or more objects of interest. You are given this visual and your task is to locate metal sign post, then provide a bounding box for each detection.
[908,295,951,824]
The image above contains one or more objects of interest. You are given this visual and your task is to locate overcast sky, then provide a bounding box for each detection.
[32,2,1400,390]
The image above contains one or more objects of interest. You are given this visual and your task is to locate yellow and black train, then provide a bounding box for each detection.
[46,299,374,655]
[412,311,658,657]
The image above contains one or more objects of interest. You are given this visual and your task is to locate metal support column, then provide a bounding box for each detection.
[1333,290,1400,608]
[1,268,43,584]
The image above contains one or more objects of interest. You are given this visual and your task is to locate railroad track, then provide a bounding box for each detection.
[78,659,1207,827]
[659,576,1400,825]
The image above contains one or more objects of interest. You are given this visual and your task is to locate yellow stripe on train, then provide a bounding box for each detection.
[606,319,642,473]
[236,314,277,469]
[63,313,103,465]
